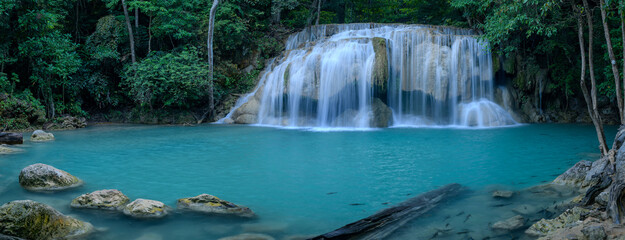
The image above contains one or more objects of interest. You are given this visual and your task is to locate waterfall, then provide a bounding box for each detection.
[223,24,518,128]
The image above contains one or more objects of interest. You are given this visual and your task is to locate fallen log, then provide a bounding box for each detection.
[0,132,23,145]
[311,183,464,240]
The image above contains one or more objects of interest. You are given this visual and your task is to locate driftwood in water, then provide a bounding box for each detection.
[311,183,463,240]
[0,132,23,144]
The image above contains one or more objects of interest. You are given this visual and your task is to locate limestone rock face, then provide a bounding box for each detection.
[30,130,54,142]
[233,97,260,124]
[491,215,524,231]
[0,200,93,240]
[177,194,254,217]
[553,160,592,187]
[123,199,169,218]
[19,163,82,191]
[60,116,87,129]
[370,98,393,128]
[71,189,130,210]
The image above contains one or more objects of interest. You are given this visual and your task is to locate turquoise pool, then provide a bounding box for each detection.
[0,124,617,239]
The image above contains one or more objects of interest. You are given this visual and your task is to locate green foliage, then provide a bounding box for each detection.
[0,89,46,130]
[123,47,210,109]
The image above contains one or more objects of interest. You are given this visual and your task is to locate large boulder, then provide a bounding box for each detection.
[177,194,254,217]
[71,189,130,210]
[233,97,260,124]
[19,163,82,191]
[0,133,23,145]
[553,160,592,187]
[30,130,54,142]
[370,98,393,128]
[0,200,93,240]
[123,199,169,219]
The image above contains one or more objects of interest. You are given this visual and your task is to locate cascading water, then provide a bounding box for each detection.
[222,24,518,128]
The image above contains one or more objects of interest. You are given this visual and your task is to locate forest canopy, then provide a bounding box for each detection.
[0,0,623,132]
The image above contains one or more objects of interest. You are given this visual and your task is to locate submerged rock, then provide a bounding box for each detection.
[0,145,22,154]
[0,200,93,240]
[123,199,169,218]
[19,163,82,191]
[553,161,592,187]
[491,215,525,231]
[71,189,130,210]
[492,190,514,198]
[218,233,275,240]
[30,130,54,142]
[177,194,254,217]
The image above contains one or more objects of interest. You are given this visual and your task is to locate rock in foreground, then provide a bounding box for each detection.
[30,130,54,142]
[0,200,93,240]
[19,163,82,191]
[71,189,130,210]
[123,199,169,218]
[177,194,254,217]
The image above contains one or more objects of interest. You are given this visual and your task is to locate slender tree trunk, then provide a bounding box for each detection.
[621,10,625,124]
[207,0,219,122]
[316,0,323,25]
[148,16,152,53]
[578,0,609,156]
[271,0,281,24]
[135,8,139,29]
[121,0,136,65]
[600,0,624,124]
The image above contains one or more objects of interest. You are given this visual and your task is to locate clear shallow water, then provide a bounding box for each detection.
[0,124,617,239]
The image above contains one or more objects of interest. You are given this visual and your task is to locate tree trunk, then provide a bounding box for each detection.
[121,0,136,65]
[578,0,610,156]
[600,0,624,124]
[271,0,281,24]
[316,0,323,25]
[621,10,625,124]
[148,16,152,53]
[135,8,139,29]
[206,0,219,122]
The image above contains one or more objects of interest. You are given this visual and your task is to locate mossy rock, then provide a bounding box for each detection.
[0,200,93,240]
[19,163,82,191]
[371,37,388,99]
[71,189,130,210]
[122,199,169,219]
[177,194,255,217]
[525,206,589,237]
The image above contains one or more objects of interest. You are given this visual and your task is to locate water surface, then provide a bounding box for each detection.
[0,124,616,239]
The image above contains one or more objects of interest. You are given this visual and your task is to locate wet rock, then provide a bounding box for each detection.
[0,133,23,145]
[60,116,87,129]
[581,225,606,240]
[30,130,54,142]
[123,199,169,218]
[223,118,235,124]
[492,190,514,198]
[177,194,254,217]
[19,163,82,191]
[233,98,260,124]
[596,191,609,207]
[371,37,388,97]
[0,200,93,240]
[71,189,130,210]
[553,161,592,187]
[492,215,525,231]
[525,206,588,237]
[370,98,393,128]
[218,233,275,240]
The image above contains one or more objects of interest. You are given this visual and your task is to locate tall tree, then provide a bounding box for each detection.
[575,0,609,156]
[599,0,624,124]
[121,0,136,65]
[206,0,219,122]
